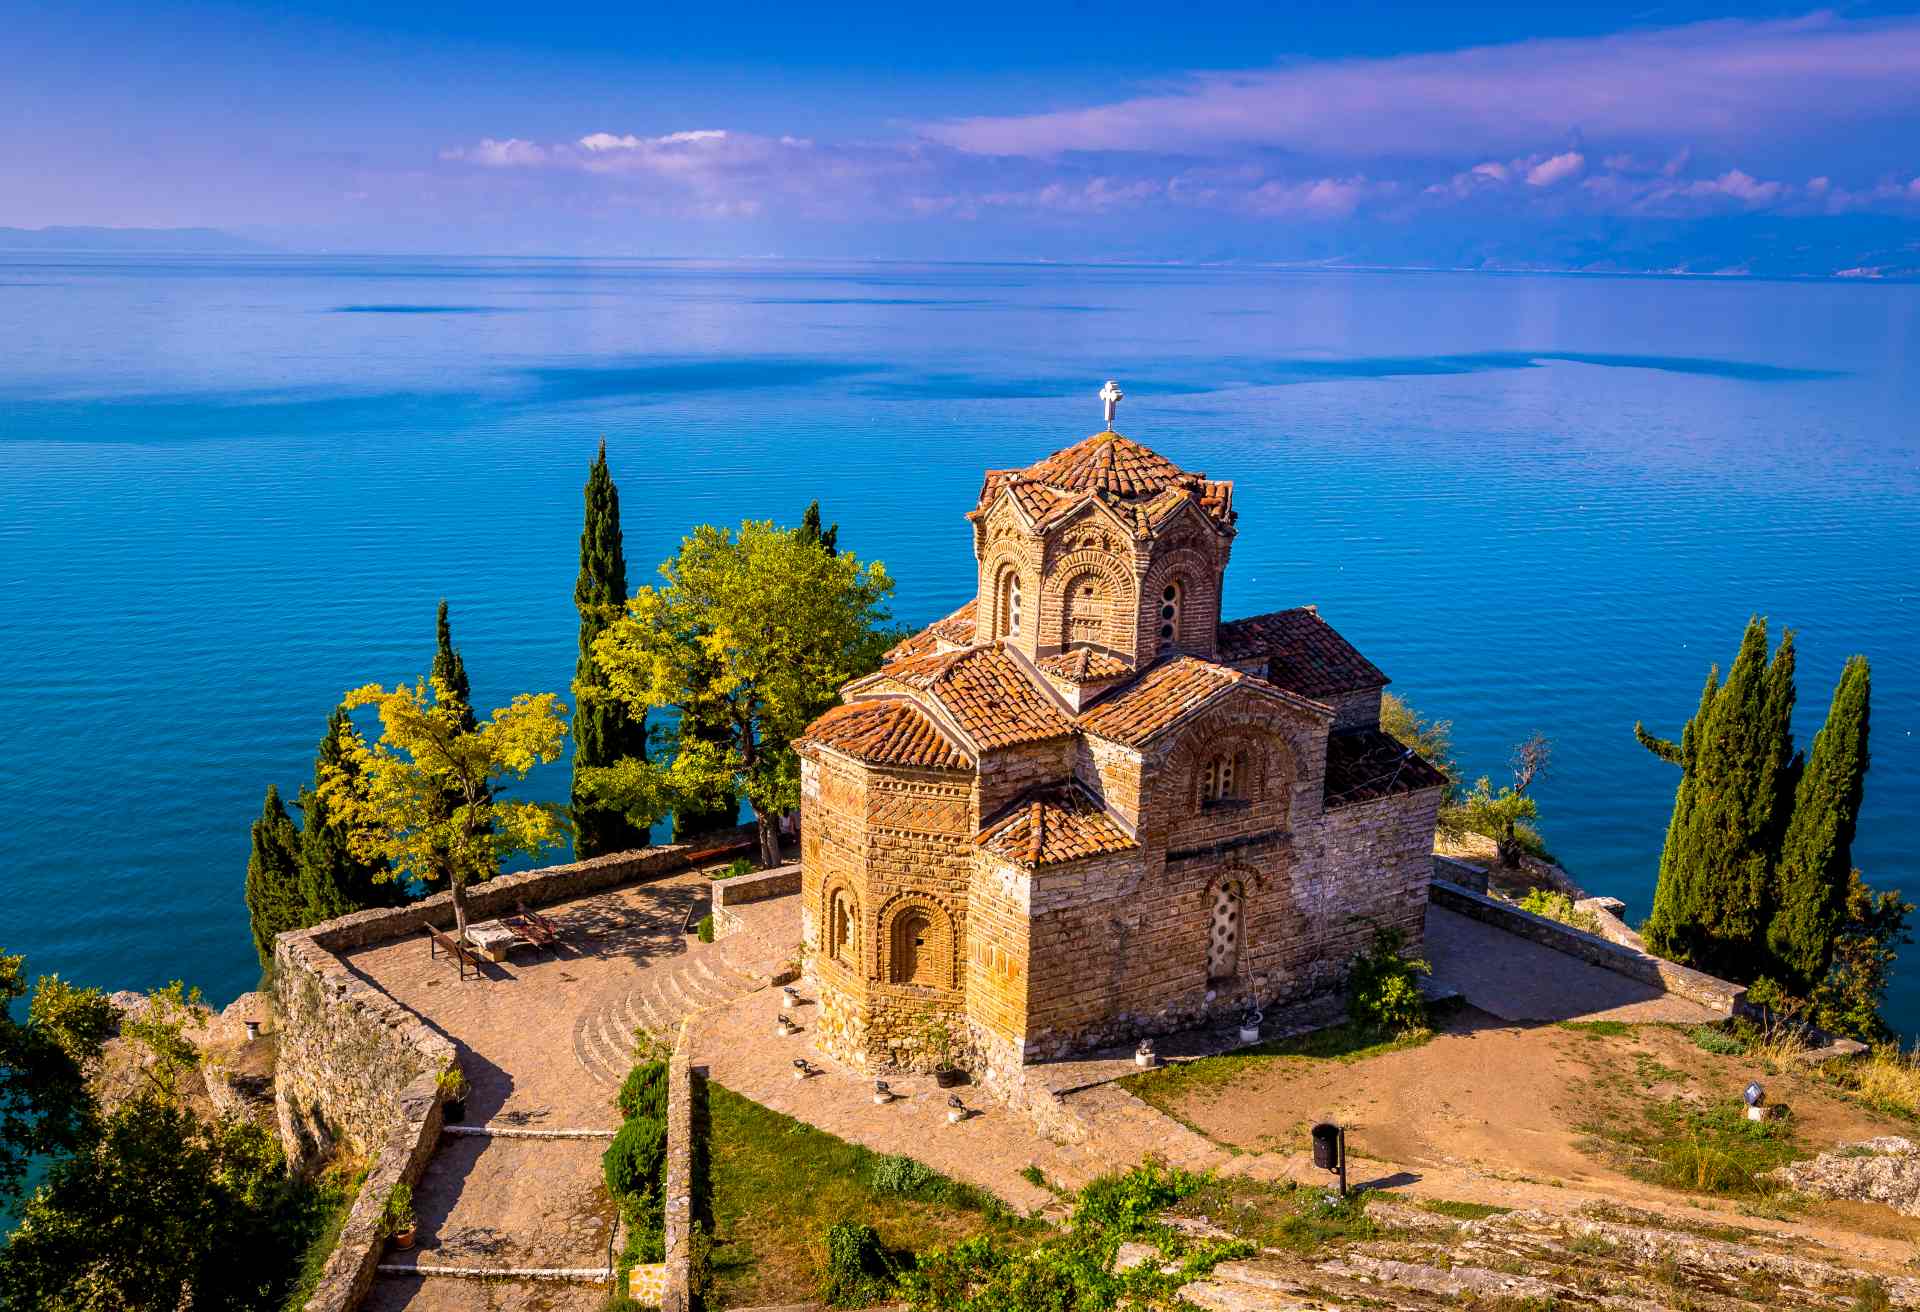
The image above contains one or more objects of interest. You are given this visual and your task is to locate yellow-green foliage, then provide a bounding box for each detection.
[1518,889,1602,935]
[321,676,569,924]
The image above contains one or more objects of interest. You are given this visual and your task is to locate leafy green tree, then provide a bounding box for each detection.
[1457,733,1551,868]
[298,705,404,921]
[1641,618,1799,979]
[670,693,741,842]
[322,677,570,940]
[798,499,839,555]
[571,441,653,859]
[1379,692,1461,832]
[1768,656,1871,990]
[0,956,109,1207]
[588,520,894,868]
[243,785,305,970]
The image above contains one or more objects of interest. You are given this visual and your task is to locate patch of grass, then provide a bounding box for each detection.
[1169,1176,1381,1254]
[1557,1019,1633,1038]
[1122,1019,1440,1118]
[279,1152,367,1312]
[696,913,714,943]
[1580,1096,1804,1199]
[1418,1198,1512,1221]
[703,1082,1037,1308]
[1687,1024,1746,1056]
[1827,1045,1920,1119]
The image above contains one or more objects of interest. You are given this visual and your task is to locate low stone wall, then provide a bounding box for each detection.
[1432,854,1490,895]
[711,864,801,938]
[661,1029,698,1312]
[1429,879,1746,1015]
[274,829,753,1312]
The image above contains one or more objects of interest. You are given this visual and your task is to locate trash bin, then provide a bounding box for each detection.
[1311,1122,1343,1171]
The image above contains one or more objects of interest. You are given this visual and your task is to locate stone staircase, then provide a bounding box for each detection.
[572,935,785,1090]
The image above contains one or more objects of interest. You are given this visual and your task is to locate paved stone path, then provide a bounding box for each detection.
[1424,904,1717,1024]
[346,867,778,1309]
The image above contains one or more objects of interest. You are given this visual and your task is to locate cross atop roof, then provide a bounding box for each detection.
[1099,379,1124,427]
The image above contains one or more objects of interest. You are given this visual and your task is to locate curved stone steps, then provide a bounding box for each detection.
[572,944,772,1088]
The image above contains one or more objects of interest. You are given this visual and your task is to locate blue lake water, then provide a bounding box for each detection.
[2,255,1916,1033]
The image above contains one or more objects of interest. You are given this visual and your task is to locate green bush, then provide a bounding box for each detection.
[697,914,715,943]
[817,1220,895,1307]
[616,1060,669,1122]
[1517,888,1601,934]
[1688,1024,1746,1056]
[1346,925,1431,1036]
[1073,1160,1204,1230]
[603,1116,667,1202]
[869,1153,941,1200]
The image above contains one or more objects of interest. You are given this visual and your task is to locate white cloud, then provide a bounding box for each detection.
[1472,161,1509,182]
[441,137,547,167]
[1526,151,1585,187]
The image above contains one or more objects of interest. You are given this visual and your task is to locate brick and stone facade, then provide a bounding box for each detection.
[796,426,1447,1089]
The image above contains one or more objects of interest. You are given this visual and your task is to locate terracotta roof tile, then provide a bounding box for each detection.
[800,699,972,771]
[1324,728,1449,808]
[973,431,1234,537]
[1036,648,1132,682]
[884,600,977,663]
[975,783,1138,868]
[1217,608,1389,698]
[865,645,1073,751]
[1075,656,1251,746]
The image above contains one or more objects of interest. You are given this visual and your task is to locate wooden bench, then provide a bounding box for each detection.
[426,925,480,980]
[514,902,563,943]
[504,912,557,952]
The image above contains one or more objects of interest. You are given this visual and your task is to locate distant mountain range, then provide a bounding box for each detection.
[0,226,270,253]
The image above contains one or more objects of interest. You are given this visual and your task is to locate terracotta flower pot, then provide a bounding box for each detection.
[391,1228,417,1251]
[933,1066,964,1088]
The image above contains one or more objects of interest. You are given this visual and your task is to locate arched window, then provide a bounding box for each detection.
[1159,581,1183,646]
[890,908,937,986]
[830,889,858,965]
[1207,881,1243,982]
[1201,750,1247,805]
[998,570,1023,639]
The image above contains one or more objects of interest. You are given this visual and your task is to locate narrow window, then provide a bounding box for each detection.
[1159,581,1182,644]
[1207,881,1243,982]
[1202,751,1245,804]
[831,890,857,964]
[1000,571,1023,639]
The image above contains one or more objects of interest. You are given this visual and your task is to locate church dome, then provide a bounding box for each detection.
[1021,431,1190,500]
[973,430,1234,535]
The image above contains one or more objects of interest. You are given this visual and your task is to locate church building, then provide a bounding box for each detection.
[795,386,1447,1087]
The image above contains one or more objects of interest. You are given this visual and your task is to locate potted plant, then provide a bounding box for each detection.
[381,1182,417,1251]
[437,1065,470,1123]
[918,1014,964,1088]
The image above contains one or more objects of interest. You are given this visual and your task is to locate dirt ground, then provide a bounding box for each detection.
[1147,1006,1905,1208]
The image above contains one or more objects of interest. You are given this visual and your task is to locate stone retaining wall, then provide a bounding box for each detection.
[661,1028,698,1312]
[273,829,753,1312]
[711,864,802,939]
[1429,879,1746,1016]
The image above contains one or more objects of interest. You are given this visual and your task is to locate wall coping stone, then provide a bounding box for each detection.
[1429,878,1747,1016]
[661,1026,698,1312]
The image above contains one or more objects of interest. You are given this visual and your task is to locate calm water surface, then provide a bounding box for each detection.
[2,256,1915,1031]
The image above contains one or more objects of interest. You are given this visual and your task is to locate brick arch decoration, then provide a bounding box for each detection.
[1140,544,1221,655]
[1044,548,1136,653]
[979,544,1036,642]
[1168,722,1295,815]
[821,879,862,973]
[876,892,960,991]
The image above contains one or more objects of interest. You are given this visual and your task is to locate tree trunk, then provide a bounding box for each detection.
[449,873,470,942]
[754,810,782,869]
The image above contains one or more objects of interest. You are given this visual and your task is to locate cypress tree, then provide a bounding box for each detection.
[433,599,476,732]
[799,500,839,556]
[1642,617,1797,979]
[243,786,304,970]
[297,705,403,917]
[571,441,652,857]
[1768,656,1871,990]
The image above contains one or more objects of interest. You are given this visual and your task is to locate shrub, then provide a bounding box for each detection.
[713,857,755,880]
[616,1060,669,1122]
[1073,1160,1204,1232]
[697,914,715,943]
[1517,889,1601,934]
[1347,925,1431,1036]
[1688,1024,1746,1056]
[603,1115,667,1202]
[379,1181,414,1237]
[870,1152,941,1200]
[816,1220,895,1307]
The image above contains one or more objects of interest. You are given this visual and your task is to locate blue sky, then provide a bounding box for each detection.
[6,1,1920,271]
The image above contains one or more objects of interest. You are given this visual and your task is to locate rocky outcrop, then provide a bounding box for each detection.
[1768,1137,1920,1215]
